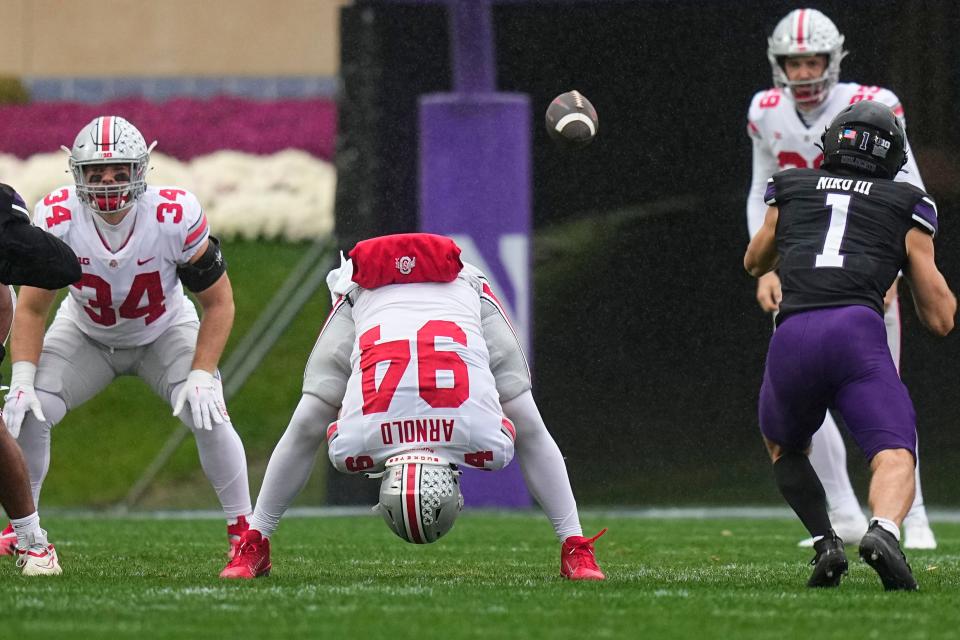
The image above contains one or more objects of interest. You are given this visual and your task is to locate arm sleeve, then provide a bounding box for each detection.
[747,134,780,239]
[0,215,81,289]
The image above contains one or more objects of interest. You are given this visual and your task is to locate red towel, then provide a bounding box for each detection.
[349,233,463,289]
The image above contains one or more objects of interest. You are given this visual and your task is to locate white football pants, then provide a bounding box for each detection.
[15,319,251,519]
[251,296,583,541]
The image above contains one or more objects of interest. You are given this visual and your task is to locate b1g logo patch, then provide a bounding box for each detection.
[395,256,416,275]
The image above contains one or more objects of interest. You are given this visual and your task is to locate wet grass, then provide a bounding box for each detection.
[1,513,958,639]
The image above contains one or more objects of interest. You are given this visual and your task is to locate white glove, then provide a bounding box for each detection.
[2,362,45,439]
[172,369,228,431]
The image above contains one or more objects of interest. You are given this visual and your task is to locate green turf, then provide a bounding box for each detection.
[2,514,959,639]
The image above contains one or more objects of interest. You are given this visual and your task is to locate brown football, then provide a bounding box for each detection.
[545,90,598,149]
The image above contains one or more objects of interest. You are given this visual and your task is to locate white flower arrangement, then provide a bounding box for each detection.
[1,150,336,243]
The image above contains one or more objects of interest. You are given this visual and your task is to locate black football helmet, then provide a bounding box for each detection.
[820,100,907,179]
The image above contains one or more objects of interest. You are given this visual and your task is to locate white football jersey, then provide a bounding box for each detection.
[336,276,504,456]
[33,185,209,347]
[746,82,925,237]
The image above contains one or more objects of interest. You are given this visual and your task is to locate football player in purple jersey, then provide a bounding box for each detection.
[745,101,954,590]
[746,7,937,549]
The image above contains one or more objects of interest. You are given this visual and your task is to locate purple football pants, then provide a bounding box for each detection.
[759,305,917,462]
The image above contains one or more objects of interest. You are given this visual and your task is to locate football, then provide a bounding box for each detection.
[545,90,598,149]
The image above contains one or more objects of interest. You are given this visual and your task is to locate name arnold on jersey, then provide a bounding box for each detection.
[816,176,874,196]
[380,418,457,446]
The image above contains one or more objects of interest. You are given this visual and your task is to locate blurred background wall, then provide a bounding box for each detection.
[1,0,345,75]
[2,0,959,510]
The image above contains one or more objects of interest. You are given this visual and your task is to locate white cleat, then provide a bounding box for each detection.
[797,511,868,548]
[903,522,937,550]
[16,533,62,576]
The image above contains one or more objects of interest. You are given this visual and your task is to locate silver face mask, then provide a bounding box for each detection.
[63,116,156,215]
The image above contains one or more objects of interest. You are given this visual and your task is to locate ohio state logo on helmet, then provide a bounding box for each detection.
[375,458,463,544]
[63,116,157,215]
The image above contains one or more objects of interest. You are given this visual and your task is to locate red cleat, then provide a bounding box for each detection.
[560,528,607,581]
[226,515,250,560]
[0,524,17,556]
[220,529,271,579]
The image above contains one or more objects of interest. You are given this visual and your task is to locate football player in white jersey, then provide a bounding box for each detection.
[746,9,936,549]
[221,233,606,580]
[1,116,253,561]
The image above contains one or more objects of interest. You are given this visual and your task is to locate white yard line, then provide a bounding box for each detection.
[37,506,960,522]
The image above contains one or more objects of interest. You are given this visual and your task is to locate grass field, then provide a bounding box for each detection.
[2,513,959,640]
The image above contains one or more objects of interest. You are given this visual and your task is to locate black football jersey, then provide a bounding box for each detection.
[0,183,81,289]
[764,168,938,322]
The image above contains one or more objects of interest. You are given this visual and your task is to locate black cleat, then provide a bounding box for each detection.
[807,531,848,588]
[858,522,918,591]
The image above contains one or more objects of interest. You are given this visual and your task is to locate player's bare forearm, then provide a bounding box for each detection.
[905,230,956,336]
[744,206,780,277]
[754,272,782,313]
[191,274,235,373]
[907,274,955,337]
[10,286,56,364]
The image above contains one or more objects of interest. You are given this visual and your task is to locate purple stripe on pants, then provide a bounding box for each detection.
[759,305,917,461]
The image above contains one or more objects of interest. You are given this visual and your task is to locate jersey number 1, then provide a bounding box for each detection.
[816,194,851,268]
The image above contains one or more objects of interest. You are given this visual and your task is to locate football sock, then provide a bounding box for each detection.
[871,517,901,541]
[774,450,832,538]
[14,390,67,506]
[193,421,252,520]
[250,394,337,539]
[904,442,928,525]
[808,413,862,518]
[10,512,43,549]
[502,391,582,541]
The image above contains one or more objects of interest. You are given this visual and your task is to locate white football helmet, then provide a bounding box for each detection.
[767,8,847,106]
[375,455,463,544]
[64,116,156,214]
